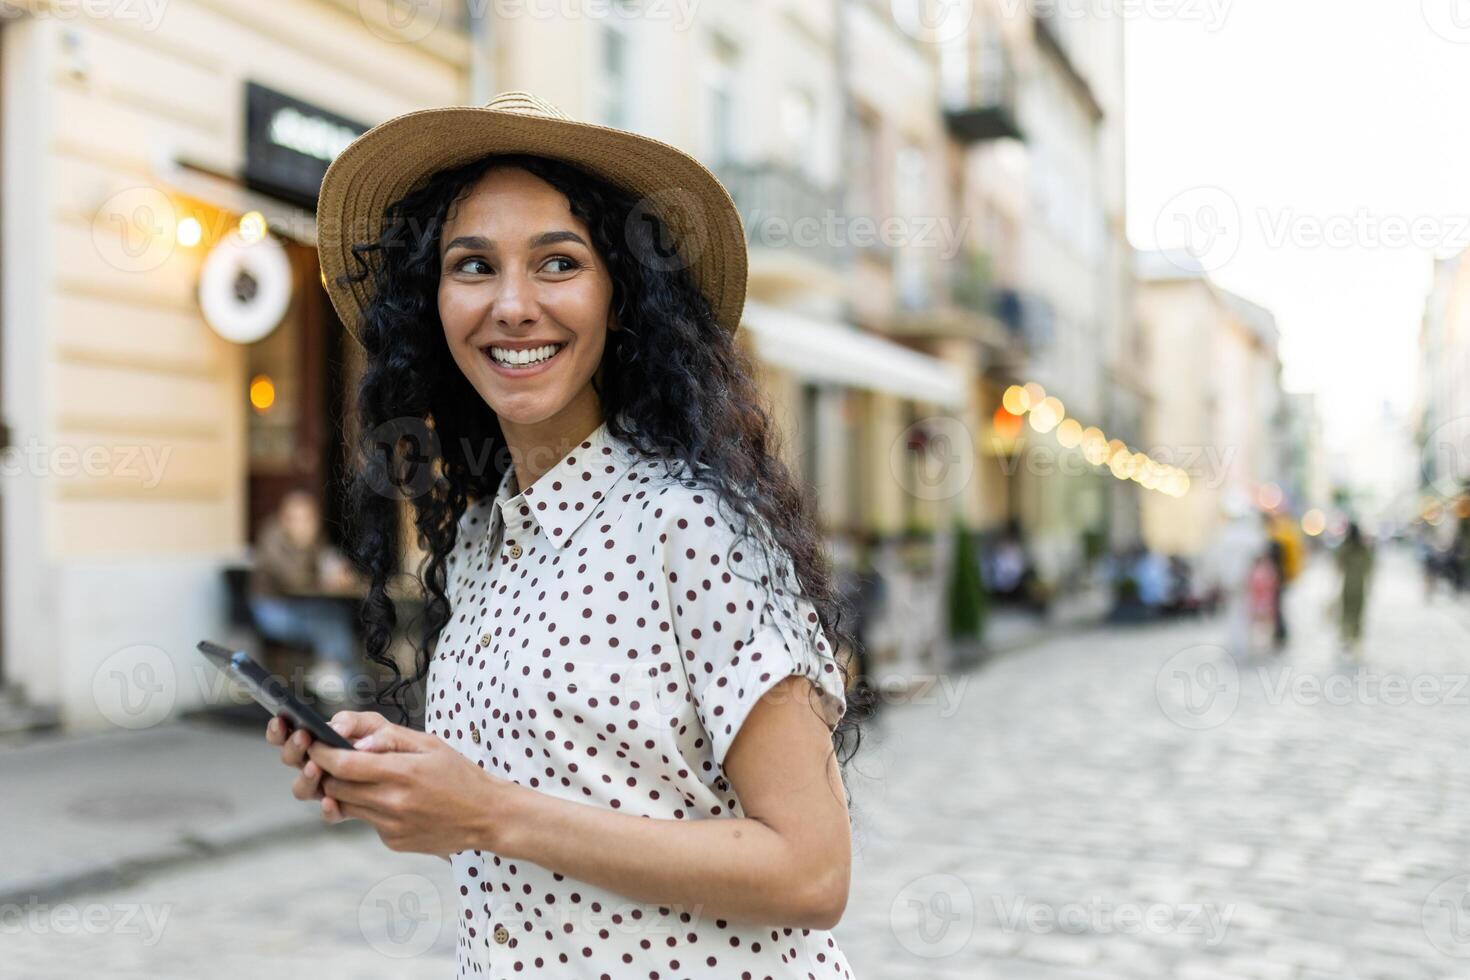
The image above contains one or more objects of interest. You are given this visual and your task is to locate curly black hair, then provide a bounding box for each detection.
[334,151,871,772]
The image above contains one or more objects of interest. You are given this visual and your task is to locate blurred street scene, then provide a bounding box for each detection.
[3,0,1470,976]
[12,548,1470,978]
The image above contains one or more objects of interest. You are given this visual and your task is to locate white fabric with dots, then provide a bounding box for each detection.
[428,418,853,979]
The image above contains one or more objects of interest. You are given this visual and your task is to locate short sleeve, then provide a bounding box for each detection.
[661,491,848,772]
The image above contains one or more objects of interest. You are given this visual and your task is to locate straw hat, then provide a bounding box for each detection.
[315,91,748,344]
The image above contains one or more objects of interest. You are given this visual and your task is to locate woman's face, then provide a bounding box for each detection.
[438,166,615,430]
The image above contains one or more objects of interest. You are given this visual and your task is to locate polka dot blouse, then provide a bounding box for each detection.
[426,418,854,979]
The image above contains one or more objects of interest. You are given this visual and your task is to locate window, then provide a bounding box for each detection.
[894,142,930,309]
[849,108,880,221]
[702,35,739,166]
[599,20,631,129]
[780,87,817,178]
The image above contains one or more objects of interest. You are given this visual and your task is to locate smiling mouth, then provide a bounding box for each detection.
[483,343,566,370]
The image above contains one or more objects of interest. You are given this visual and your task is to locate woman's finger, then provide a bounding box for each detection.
[265,716,287,746]
[328,710,391,741]
[320,773,389,808]
[323,796,390,826]
[291,768,324,802]
[279,727,314,769]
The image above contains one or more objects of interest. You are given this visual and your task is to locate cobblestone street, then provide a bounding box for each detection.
[9,548,1470,979]
[840,547,1470,979]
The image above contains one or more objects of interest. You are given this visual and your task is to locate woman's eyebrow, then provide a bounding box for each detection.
[443,230,590,253]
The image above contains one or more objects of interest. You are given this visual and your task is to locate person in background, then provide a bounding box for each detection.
[1265,510,1304,650]
[1247,544,1282,656]
[1336,521,1375,661]
[249,488,365,698]
[1207,492,1266,658]
[836,529,885,705]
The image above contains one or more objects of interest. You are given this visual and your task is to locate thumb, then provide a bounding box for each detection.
[353,722,417,753]
[328,710,390,741]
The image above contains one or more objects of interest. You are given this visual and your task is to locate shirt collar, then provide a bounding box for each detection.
[492,418,644,551]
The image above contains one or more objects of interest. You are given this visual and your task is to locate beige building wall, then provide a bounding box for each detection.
[1136,277,1221,556]
[1,1,468,726]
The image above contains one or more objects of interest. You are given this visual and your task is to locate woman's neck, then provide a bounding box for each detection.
[499,397,605,492]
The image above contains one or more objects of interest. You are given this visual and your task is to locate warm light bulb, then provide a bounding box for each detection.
[1301,508,1326,536]
[1056,418,1083,448]
[176,216,202,248]
[238,210,268,245]
[249,374,276,412]
[1002,385,1030,415]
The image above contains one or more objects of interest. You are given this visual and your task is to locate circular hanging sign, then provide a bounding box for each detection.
[198,232,292,344]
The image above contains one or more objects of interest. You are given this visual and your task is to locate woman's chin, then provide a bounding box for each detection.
[485,391,568,427]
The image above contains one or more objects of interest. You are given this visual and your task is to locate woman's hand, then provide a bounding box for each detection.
[305,716,520,858]
[266,710,391,812]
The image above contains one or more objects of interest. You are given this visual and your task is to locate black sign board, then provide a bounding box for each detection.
[244,82,368,207]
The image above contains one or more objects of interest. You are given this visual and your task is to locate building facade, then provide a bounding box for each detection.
[1135,251,1286,556]
[0,0,472,728]
[1,0,978,729]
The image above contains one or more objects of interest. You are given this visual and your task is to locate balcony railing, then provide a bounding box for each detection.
[942,35,1023,143]
[715,161,845,270]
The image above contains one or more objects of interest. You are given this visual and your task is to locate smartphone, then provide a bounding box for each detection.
[196,640,354,750]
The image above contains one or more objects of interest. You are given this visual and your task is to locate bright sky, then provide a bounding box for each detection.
[1124,0,1470,454]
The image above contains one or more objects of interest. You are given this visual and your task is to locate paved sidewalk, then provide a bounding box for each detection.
[0,717,326,904]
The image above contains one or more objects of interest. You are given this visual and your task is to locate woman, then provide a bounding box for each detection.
[1337,521,1374,660]
[266,92,862,978]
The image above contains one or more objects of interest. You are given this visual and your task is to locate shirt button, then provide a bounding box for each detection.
[479,632,492,648]
[493,924,510,944]
[508,544,522,559]
[471,727,481,744]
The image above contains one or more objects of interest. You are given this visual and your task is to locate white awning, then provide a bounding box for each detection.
[741,300,967,407]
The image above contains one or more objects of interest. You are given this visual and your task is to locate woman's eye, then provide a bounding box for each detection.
[455,257,492,275]
[544,256,580,274]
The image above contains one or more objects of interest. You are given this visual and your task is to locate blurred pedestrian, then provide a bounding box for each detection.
[1337,522,1374,661]
[1207,492,1266,657]
[836,529,885,700]
[249,488,364,697]
[1265,511,1304,650]
[1247,547,1281,656]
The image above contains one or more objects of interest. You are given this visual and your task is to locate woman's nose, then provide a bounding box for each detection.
[490,270,539,329]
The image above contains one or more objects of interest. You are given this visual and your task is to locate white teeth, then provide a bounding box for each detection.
[488,344,563,367]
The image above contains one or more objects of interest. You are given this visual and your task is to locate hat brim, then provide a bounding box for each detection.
[315,104,748,342]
